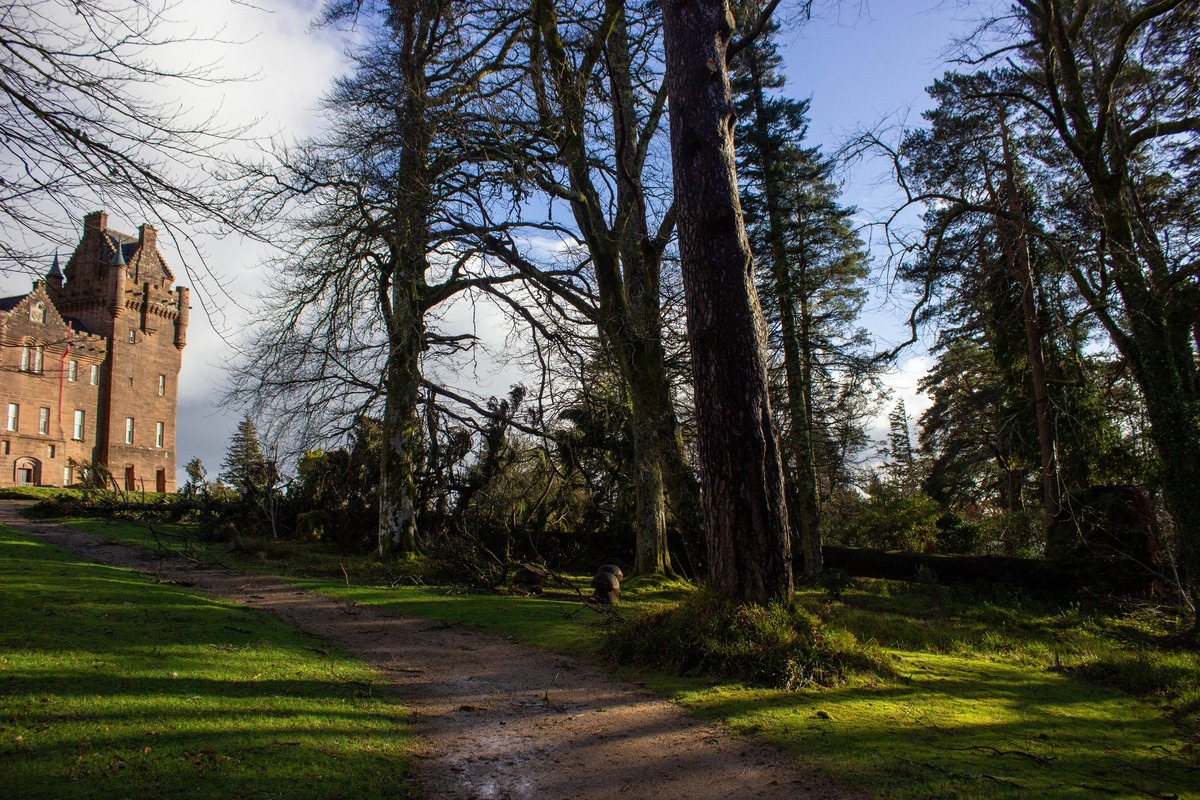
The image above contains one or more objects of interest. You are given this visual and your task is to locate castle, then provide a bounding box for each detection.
[0,211,188,491]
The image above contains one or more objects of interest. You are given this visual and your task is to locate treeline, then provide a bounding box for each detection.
[208,1,1195,610]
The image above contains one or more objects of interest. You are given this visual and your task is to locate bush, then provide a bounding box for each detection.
[827,483,943,552]
[935,513,983,554]
[601,591,892,689]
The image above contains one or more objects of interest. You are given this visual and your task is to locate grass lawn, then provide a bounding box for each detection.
[27,510,1200,799]
[0,525,414,800]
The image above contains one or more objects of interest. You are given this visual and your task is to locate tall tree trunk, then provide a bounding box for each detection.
[994,111,1059,530]
[379,278,425,556]
[378,1,432,556]
[661,0,793,604]
[741,45,822,577]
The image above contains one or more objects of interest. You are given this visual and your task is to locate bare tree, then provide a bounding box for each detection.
[233,0,526,555]
[0,0,247,272]
[473,0,704,576]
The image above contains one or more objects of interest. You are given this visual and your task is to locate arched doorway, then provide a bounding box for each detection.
[14,458,41,486]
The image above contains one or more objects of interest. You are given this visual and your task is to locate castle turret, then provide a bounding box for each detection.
[173,286,189,350]
[46,252,63,289]
[110,240,127,318]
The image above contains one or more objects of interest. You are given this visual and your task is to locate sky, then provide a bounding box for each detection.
[0,0,988,482]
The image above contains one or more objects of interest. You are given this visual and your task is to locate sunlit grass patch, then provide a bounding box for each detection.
[46,513,1200,799]
[0,526,414,800]
[676,649,1194,799]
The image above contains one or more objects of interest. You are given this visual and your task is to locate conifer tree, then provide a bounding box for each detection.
[221,415,268,501]
[731,16,877,576]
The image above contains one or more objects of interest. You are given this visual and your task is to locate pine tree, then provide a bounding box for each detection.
[885,400,917,492]
[221,415,268,500]
[731,15,879,576]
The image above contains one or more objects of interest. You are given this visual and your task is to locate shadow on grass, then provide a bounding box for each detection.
[0,527,414,800]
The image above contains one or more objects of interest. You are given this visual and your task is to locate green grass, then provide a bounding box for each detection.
[0,526,414,800]
[669,652,1197,799]
[32,512,1200,799]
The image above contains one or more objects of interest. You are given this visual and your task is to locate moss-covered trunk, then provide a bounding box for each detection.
[377,1,433,557]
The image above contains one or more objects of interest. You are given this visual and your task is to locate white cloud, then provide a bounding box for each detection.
[866,353,933,445]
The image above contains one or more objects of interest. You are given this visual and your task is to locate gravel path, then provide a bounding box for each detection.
[1,502,865,800]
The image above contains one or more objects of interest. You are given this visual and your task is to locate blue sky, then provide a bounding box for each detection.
[1,0,989,481]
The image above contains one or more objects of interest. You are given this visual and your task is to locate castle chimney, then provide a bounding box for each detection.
[84,211,107,231]
[138,224,157,253]
[140,281,158,334]
[173,286,189,350]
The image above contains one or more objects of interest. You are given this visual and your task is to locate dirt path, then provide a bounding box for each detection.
[1,502,864,800]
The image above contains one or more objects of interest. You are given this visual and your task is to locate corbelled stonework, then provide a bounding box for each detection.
[0,211,187,491]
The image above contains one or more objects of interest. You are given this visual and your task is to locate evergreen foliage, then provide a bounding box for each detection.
[220,415,269,500]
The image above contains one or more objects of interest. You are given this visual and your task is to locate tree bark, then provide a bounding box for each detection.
[378,1,433,556]
[993,110,1059,530]
[742,44,822,577]
[661,0,793,603]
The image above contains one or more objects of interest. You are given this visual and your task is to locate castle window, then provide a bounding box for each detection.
[30,302,45,324]
[129,329,136,343]
[7,403,18,431]
[90,364,99,385]
[38,407,49,435]
[156,421,164,448]
[23,344,45,373]
[2,441,9,455]
[68,360,78,382]
[125,417,134,445]
[48,444,55,459]
[158,375,166,396]
[73,410,84,440]
[63,466,72,486]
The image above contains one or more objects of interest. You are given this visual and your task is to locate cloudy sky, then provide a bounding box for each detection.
[1,0,987,481]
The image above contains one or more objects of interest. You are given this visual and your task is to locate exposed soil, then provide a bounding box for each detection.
[1,501,865,800]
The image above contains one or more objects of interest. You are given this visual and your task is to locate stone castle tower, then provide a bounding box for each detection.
[0,211,188,491]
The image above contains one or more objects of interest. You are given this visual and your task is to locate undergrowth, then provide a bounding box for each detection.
[602,590,894,689]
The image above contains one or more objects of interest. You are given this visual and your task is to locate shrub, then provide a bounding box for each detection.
[601,591,892,689]
[828,482,943,552]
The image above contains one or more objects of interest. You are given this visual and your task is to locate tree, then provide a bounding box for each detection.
[221,415,268,500]
[967,1,1200,613]
[660,0,794,603]
[234,0,524,556]
[898,72,1068,531]
[181,457,208,499]
[884,400,917,492]
[732,16,878,577]
[478,0,703,576]
[0,0,244,272]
